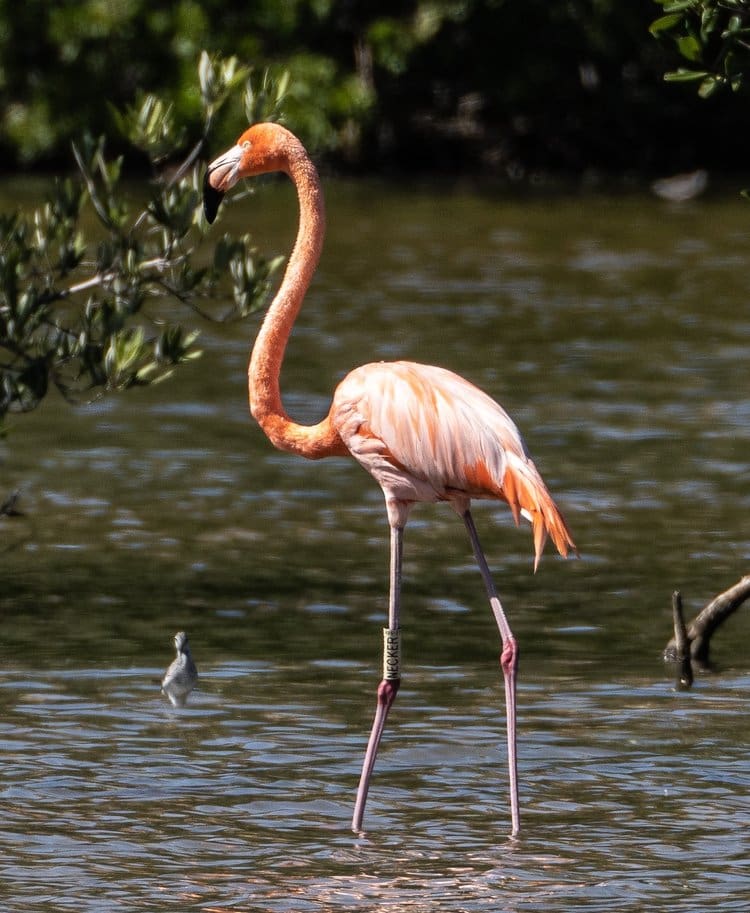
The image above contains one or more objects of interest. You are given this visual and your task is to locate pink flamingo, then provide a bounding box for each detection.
[203,123,576,834]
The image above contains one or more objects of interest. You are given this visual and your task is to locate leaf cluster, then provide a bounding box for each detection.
[0,53,287,432]
[651,0,750,96]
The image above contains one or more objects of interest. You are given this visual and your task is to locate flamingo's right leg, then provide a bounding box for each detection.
[351,520,403,832]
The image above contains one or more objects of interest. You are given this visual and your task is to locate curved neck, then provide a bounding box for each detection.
[248,145,342,459]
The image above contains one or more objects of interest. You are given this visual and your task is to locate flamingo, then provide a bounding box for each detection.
[203,123,576,835]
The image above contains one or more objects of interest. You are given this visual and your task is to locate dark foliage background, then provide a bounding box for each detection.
[2,0,749,177]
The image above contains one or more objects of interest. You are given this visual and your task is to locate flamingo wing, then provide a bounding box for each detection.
[331,361,574,567]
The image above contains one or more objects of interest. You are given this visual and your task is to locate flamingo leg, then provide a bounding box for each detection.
[462,509,520,836]
[351,522,403,832]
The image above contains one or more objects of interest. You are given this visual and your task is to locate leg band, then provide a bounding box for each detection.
[382,627,401,680]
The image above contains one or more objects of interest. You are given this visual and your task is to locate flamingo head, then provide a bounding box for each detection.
[203,122,296,223]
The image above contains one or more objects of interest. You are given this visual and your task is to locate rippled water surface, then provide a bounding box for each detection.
[3,179,750,911]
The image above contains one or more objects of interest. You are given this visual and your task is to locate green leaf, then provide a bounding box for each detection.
[664,68,710,82]
[155,326,201,364]
[658,0,699,12]
[147,182,200,238]
[113,93,186,162]
[676,34,703,62]
[725,14,743,34]
[698,75,724,97]
[649,13,684,36]
[199,51,251,117]
[245,68,291,125]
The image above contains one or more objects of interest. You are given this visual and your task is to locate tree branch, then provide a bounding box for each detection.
[670,590,693,688]
[664,575,750,674]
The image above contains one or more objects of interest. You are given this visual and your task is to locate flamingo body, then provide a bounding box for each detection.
[203,122,575,835]
[331,359,571,562]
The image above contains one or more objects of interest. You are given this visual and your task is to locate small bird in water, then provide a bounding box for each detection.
[161,631,198,707]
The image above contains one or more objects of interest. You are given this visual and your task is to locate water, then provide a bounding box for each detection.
[2,178,750,910]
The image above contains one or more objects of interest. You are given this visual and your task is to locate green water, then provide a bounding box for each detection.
[2,178,750,911]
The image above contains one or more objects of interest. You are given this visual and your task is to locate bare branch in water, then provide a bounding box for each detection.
[664,575,750,684]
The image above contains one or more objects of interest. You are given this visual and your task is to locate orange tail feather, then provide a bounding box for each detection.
[503,455,576,571]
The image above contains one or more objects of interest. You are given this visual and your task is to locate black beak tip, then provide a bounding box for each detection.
[202,169,224,225]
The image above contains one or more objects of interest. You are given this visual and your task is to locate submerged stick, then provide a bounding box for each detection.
[670,591,693,689]
[664,575,750,675]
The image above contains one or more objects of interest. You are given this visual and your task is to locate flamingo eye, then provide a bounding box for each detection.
[242,140,251,150]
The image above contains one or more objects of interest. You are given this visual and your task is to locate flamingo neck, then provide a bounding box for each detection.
[248,146,342,459]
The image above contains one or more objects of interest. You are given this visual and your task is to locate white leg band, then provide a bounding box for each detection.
[382,627,401,680]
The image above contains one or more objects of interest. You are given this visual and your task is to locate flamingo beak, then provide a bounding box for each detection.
[202,171,224,224]
[203,144,244,224]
